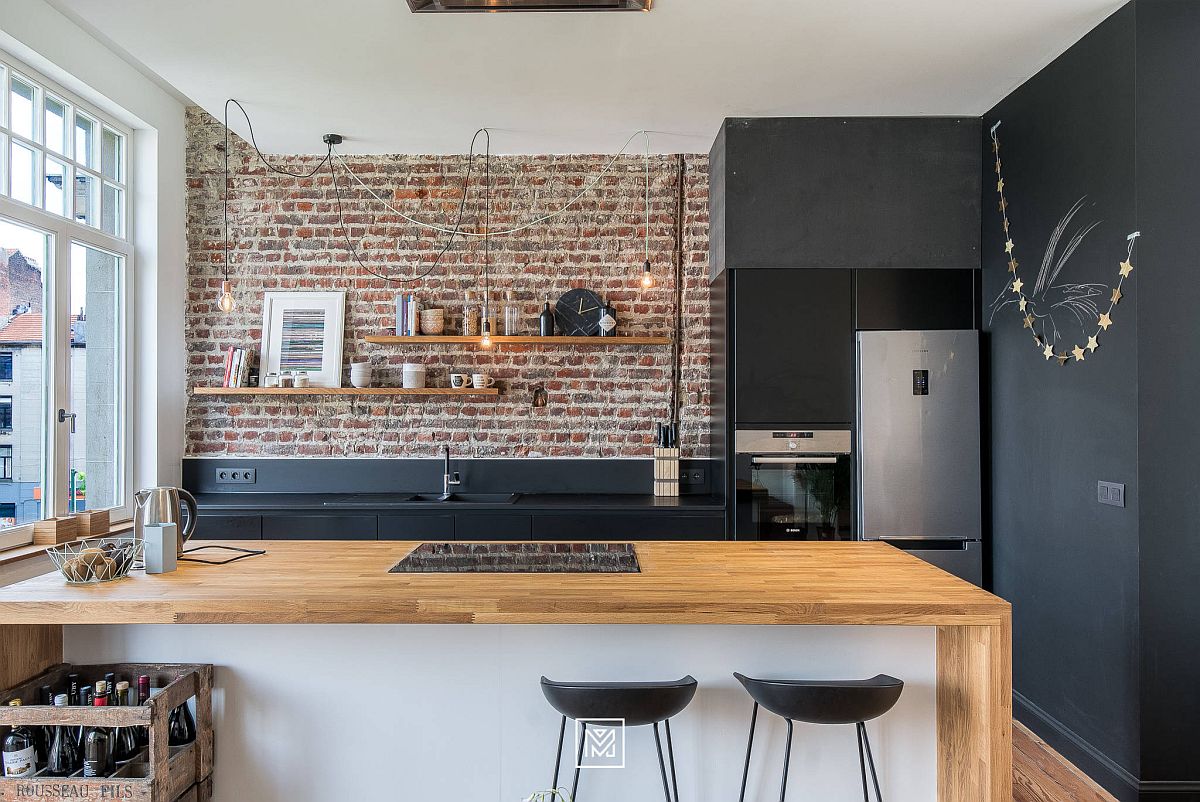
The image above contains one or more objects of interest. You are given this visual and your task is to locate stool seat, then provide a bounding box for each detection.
[540,675,698,727]
[734,673,903,725]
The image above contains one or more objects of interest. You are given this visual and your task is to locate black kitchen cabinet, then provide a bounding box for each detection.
[379,514,455,541]
[532,514,725,541]
[733,268,854,426]
[193,514,262,540]
[454,514,532,540]
[855,269,978,331]
[262,514,378,541]
[710,117,981,275]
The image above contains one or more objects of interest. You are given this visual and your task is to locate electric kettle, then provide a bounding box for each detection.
[133,487,198,556]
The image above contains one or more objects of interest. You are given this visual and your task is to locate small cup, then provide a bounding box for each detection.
[471,373,496,389]
[450,373,471,389]
[350,367,373,389]
[402,362,427,389]
[293,372,311,388]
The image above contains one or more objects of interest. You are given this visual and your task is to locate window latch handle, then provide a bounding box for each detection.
[57,408,76,433]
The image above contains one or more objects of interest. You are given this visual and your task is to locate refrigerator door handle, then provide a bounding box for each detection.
[751,456,839,465]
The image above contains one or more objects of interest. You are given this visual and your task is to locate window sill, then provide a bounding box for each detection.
[0,520,134,568]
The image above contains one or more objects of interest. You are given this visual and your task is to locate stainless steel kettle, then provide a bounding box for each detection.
[133,487,198,556]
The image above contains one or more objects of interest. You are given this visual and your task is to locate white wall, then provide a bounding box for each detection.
[0,0,188,491]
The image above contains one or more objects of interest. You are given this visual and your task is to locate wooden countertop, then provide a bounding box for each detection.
[0,541,1008,626]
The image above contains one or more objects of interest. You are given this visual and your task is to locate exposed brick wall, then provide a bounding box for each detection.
[185,107,710,458]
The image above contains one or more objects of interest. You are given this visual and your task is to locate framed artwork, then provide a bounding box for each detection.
[260,291,346,388]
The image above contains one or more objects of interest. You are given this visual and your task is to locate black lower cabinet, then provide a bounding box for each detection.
[193,514,262,540]
[532,514,725,541]
[262,514,378,541]
[379,514,455,541]
[455,514,532,540]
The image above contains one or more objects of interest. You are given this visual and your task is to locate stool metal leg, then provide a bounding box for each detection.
[738,702,759,802]
[856,722,870,802]
[778,719,794,802]
[551,715,567,793]
[653,723,673,802]
[859,722,884,802]
[571,722,586,801]
[664,718,680,802]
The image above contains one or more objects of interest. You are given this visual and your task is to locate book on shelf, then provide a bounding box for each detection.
[221,347,255,388]
[395,293,421,336]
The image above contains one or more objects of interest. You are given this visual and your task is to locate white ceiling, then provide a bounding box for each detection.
[47,0,1122,154]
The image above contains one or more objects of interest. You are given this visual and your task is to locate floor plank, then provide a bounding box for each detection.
[1013,720,1117,802]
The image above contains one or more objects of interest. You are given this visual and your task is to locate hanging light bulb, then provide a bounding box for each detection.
[639,132,654,291]
[480,317,493,349]
[641,260,654,289]
[218,280,236,313]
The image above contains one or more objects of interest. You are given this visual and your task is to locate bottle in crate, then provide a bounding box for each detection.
[45,695,79,776]
[2,700,36,778]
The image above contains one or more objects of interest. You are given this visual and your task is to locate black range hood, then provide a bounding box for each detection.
[407,0,650,11]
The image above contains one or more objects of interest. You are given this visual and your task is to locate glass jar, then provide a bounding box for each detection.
[463,291,480,337]
[503,291,520,336]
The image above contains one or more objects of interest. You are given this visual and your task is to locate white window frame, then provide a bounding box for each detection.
[0,49,134,550]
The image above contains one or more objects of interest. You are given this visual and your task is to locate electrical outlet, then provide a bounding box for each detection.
[215,468,256,485]
[681,467,706,486]
[1098,481,1125,508]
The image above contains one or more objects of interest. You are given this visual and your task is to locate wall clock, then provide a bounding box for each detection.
[554,288,605,336]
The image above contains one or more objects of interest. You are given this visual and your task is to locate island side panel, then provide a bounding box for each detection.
[936,622,1013,802]
[0,624,62,690]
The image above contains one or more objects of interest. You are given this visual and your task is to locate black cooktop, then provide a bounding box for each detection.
[389,542,640,574]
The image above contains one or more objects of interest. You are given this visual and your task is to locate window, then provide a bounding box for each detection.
[0,49,132,549]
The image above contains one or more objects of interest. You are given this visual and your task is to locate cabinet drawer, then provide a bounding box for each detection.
[454,514,532,541]
[855,268,978,331]
[193,514,261,540]
[262,514,378,540]
[532,513,726,541]
[379,514,455,541]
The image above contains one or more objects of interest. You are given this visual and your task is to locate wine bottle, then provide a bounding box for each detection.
[67,673,80,707]
[598,298,617,337]
[82,725,109,778]
[74,686,94,751]
[36,684,53,765]
[45,694,79,777]
[2,700,37,778]
[104,674,116,707]
[168,700,197,746]
[136,676,151,747]
[112,682,139,767]
[90,692,114,776]
[539,301,555,336]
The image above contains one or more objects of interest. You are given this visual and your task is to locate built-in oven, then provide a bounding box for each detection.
[732,429,853,540]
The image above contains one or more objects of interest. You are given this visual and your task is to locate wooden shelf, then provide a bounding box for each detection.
[192,387,500,397]
[363,335,671,345]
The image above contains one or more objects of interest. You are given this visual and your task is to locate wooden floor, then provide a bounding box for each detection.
[1014,720,1117,802]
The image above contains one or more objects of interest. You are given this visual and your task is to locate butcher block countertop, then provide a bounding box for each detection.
[0,540,1008,626]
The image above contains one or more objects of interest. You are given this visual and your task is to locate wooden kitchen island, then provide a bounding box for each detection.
[0,541,1010,802]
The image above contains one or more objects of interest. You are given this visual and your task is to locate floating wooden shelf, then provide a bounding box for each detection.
[363,335,671,346]
[192,387,500,397]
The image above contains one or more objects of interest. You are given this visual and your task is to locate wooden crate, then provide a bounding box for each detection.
[32,516,78,545]
[74,509,111,537]
[0,662,213,802]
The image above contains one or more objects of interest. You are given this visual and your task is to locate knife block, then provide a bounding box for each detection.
[654,448,680,497]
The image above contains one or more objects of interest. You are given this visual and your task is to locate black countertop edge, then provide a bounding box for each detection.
[193,492,727,513]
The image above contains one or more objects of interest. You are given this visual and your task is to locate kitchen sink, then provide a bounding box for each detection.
[323,493,520,507]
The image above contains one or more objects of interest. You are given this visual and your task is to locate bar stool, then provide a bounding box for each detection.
[540,675,698,802]
[733,672,903,802]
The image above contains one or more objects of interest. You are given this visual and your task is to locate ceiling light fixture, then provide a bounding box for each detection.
[219,103,236,313]
[479,129,494,349]
[640,132,654,289]
[407,0,651,11]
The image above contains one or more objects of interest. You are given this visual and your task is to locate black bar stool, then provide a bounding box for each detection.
[540,675,697,802]
[733,672,903,802]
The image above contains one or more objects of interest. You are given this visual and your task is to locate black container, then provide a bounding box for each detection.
[539,302,555,336]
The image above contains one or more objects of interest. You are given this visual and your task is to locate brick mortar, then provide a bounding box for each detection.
[185,107,711,458]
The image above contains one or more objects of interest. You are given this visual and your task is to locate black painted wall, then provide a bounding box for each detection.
[983,4,1141,795]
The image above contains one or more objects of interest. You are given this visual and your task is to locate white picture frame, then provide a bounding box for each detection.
[260,291,346,388]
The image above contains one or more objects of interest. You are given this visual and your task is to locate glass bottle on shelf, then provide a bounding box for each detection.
[2,700,37,778]
[45,695,79,776]
[503,291,520,336]
[463,291,480,337]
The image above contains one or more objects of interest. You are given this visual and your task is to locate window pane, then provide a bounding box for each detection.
[10,141,36,205]
[10,76,36,140]
[74,171,97,227]
[45,96,68,155]
[101,127,122,182]
[70,243,122,513]
[44,158,67,217]
[74,112,95,167]
[0,220,48,530]
[101,183,123,237]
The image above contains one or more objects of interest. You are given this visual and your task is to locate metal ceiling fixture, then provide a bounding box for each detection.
[407,0,651,12]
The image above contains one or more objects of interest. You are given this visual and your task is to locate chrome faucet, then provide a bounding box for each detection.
[442,445,462,499]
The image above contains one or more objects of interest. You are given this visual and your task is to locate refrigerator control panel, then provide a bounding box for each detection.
[912,369,929,395]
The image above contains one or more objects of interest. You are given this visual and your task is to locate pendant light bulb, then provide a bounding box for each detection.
[641,260,654,289]
[480,318,492,349]
[217,281,236,313]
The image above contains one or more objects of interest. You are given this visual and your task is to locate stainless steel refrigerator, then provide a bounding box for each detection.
[856,330,983,585]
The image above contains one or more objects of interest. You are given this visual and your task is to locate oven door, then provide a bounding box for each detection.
[735,453,854,540]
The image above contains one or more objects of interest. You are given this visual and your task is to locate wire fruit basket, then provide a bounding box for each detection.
[47,536,144,584]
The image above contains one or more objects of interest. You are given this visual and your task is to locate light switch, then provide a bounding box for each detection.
[1098,481,1125,508]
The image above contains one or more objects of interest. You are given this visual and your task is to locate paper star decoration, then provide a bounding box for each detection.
[1008,258,1019,273]
[1111,287,1123,305]
[1023,313,1035,329]
[1005,239,1015,254]
[1072,345,1086,362]
[1019,297,1028,311]
[1098,312,1113,330]
[1087,335,1099,352]
[1043,343,1055,360]
[1119,259,1134,278]
[1012,278,1023,294]
[1057,353,1070,366]
[997,179,1005,193]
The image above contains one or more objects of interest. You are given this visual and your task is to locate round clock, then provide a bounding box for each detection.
[554,288,606,336]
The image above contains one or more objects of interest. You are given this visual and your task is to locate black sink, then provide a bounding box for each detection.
[323,493,520,507]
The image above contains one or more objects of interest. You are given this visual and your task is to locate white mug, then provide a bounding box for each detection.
[450,373,471,389]
[471,373,496,389]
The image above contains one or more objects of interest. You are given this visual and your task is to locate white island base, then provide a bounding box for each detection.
[66,624,935,802]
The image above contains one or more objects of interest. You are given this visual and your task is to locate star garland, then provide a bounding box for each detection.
[990,121,1139,366]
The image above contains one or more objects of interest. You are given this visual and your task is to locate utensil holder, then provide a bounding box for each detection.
[653,448,680,497]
